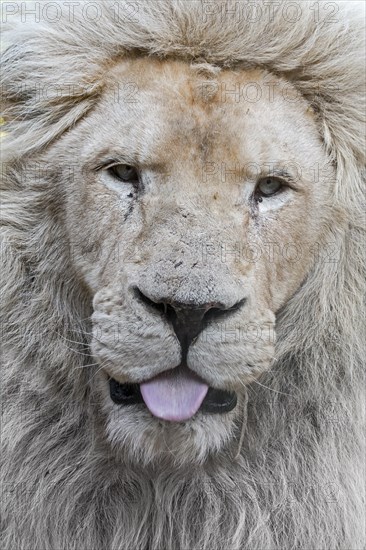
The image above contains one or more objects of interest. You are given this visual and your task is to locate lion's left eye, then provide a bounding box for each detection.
[255,177,284,199]
[109,164,139,183]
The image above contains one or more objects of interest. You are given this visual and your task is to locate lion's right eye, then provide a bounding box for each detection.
[255,177,284,199]
[109,164,139,184]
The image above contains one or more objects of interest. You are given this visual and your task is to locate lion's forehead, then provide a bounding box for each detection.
[84,58,322,172]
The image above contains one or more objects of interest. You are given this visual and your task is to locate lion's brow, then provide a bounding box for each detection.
[268,168,299,184]
[272,168,293,179]
[85,148,144,171]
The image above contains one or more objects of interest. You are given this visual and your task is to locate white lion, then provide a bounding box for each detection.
[1,1,365,549]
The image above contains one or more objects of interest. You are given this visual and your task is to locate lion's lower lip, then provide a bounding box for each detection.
[200,388,237,414]
[109,378,143,406]
[108,376,237,418]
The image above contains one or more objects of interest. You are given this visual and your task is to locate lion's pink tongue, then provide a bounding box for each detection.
[140,367,208,422]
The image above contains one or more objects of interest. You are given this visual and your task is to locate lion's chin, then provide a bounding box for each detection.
[105,404,241,467]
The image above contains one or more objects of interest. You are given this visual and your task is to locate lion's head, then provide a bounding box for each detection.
[55,57,333,464]
[1,1,365,549]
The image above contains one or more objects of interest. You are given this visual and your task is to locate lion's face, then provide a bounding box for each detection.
[61,58,332,465]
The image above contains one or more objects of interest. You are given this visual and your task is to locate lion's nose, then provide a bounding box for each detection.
[134,287,245,353]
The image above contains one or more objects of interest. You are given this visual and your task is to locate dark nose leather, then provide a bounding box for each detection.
[135,288,245,354]
[166,302,222,350]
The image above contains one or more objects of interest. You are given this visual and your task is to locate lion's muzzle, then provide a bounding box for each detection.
[107,288,244,421]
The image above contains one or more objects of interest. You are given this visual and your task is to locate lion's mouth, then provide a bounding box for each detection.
[108,365,237,422]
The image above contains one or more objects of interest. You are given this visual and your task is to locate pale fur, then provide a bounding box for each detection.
[1,1,365,549]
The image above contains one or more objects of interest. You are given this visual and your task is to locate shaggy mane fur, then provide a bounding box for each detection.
[1,1,365,549]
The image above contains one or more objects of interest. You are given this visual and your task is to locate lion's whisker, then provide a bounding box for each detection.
[75,361,100,369]
[251,378,291,397]
[234,389,248,460]
[88,361,110,382]
[56,332,90,347]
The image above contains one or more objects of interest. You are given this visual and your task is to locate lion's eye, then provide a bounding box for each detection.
[255,177,284,200]
[109,164,139,183]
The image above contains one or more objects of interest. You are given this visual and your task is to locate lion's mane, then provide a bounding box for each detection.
[1,1,365,549]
